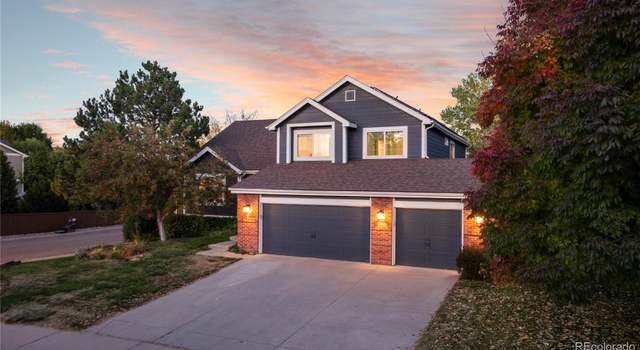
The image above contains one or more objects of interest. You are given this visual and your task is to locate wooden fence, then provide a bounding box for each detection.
[0,211,119,236]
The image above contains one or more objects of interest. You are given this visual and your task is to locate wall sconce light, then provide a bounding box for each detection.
[475,216,484,225]
[243,204,252,214]
[376,210,385,221]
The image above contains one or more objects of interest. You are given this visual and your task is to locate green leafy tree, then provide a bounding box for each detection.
[69,61,209,149]
[15,139,68,212]
[71,125,225,241]
[470,0,640,301]
[0,121,52,149]
[1,152,19,213]
[440,73,491,152]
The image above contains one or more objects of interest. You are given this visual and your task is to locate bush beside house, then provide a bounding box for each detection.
[123,214,235,241]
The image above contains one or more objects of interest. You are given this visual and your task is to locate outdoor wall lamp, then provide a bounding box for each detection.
[243,204,252,214]
[376,210,385,221]
[475,216,484,225]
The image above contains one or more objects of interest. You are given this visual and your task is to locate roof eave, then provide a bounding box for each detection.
[267,98,357,131]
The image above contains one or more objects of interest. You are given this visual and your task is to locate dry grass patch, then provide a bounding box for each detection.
[1,233,237,330]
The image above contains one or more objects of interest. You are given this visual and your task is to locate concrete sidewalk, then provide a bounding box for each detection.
[0,323,174,350]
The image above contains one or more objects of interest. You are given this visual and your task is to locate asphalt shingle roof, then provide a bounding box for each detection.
[232,159,480,194]
[199,119,276,171]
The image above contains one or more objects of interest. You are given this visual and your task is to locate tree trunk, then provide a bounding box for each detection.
[156,209,167,241]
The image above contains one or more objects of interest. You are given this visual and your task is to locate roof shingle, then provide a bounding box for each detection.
[198,119,276,171]
[231,159,480,194]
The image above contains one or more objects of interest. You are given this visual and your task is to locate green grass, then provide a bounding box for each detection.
[416,280,640,349]
[0,230,238,330]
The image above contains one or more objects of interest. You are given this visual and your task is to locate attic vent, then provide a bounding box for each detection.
[345,89,356,102]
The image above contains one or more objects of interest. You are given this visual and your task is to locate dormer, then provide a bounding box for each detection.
[267,98,356,164]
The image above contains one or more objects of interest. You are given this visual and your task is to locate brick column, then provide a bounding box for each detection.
[370,197,393,265]
[237,194,259,254]
[463,209,483,247]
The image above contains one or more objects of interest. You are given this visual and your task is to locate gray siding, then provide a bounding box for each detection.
[319,83,422,160]
[455,142,466,158]
[427,128,467,159]
[427,127,450,158]
[277,104,340,163]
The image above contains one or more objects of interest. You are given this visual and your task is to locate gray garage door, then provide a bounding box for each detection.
[263,204,370,262]
[396,208,461,269]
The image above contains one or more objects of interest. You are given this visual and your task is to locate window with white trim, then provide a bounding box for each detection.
[293,128,332,161]
[449,141,456,159]
[444,137,449,146]
[345,89,356,102]
[362,126,407,159]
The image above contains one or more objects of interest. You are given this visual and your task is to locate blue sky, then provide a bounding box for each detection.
[1,0,504,144]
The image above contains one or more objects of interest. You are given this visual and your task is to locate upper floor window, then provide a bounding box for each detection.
[345,89,356,102]
[362,126,407,159]
[449,141,456,159]
[293,128,332,161]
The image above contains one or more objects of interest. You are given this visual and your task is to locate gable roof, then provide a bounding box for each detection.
[266,98,356,131]
[231,158,479,196]
[0,140,28,157]
[190,119,276,172]
[316,76,470,147]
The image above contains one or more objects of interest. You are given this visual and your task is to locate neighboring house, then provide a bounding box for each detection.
[0,140,27,196]
[228,76,482,270]
[189,119,276,216]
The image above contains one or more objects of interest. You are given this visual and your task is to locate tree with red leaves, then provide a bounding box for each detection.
[470,0,640,301]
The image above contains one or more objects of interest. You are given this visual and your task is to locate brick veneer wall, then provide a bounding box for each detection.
[237,194,259,254]
[463,209,483,247]
[370,197,393,265]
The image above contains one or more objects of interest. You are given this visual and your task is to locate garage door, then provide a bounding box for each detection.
[396,208,461,269]
[262,204,370,262]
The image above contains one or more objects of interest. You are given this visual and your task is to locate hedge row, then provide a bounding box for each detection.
[123,214,235,240]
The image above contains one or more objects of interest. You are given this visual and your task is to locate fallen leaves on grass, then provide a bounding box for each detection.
[415,280,640,349]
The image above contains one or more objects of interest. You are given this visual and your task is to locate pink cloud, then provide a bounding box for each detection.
[33,118,80,146]
[46,3,82,14]
[51,61,90,69]
[46,0,504,119]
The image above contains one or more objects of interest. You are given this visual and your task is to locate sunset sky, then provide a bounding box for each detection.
[1,0,505,145]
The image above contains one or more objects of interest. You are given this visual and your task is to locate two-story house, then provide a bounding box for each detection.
[0,139,27,196]
[198,76,481,270]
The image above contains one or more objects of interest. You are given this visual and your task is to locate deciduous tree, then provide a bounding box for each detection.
[73,124,226,241]
[470,0,640,301]
[440,73,491,152]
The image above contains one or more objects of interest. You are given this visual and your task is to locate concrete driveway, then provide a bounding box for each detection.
[88,254,458,350]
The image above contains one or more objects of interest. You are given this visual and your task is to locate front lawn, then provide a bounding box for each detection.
[416,280,640,349]
[0,231,238,330]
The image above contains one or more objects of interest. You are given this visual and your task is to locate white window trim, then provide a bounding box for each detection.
[276,128,280,164]
[286,122,336,163]
[344,89,356,102]
[444,137,449,146]
[449,141,456,159]
[362,126,408,159]
[293,128,334,162]
[342,125,347,163]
